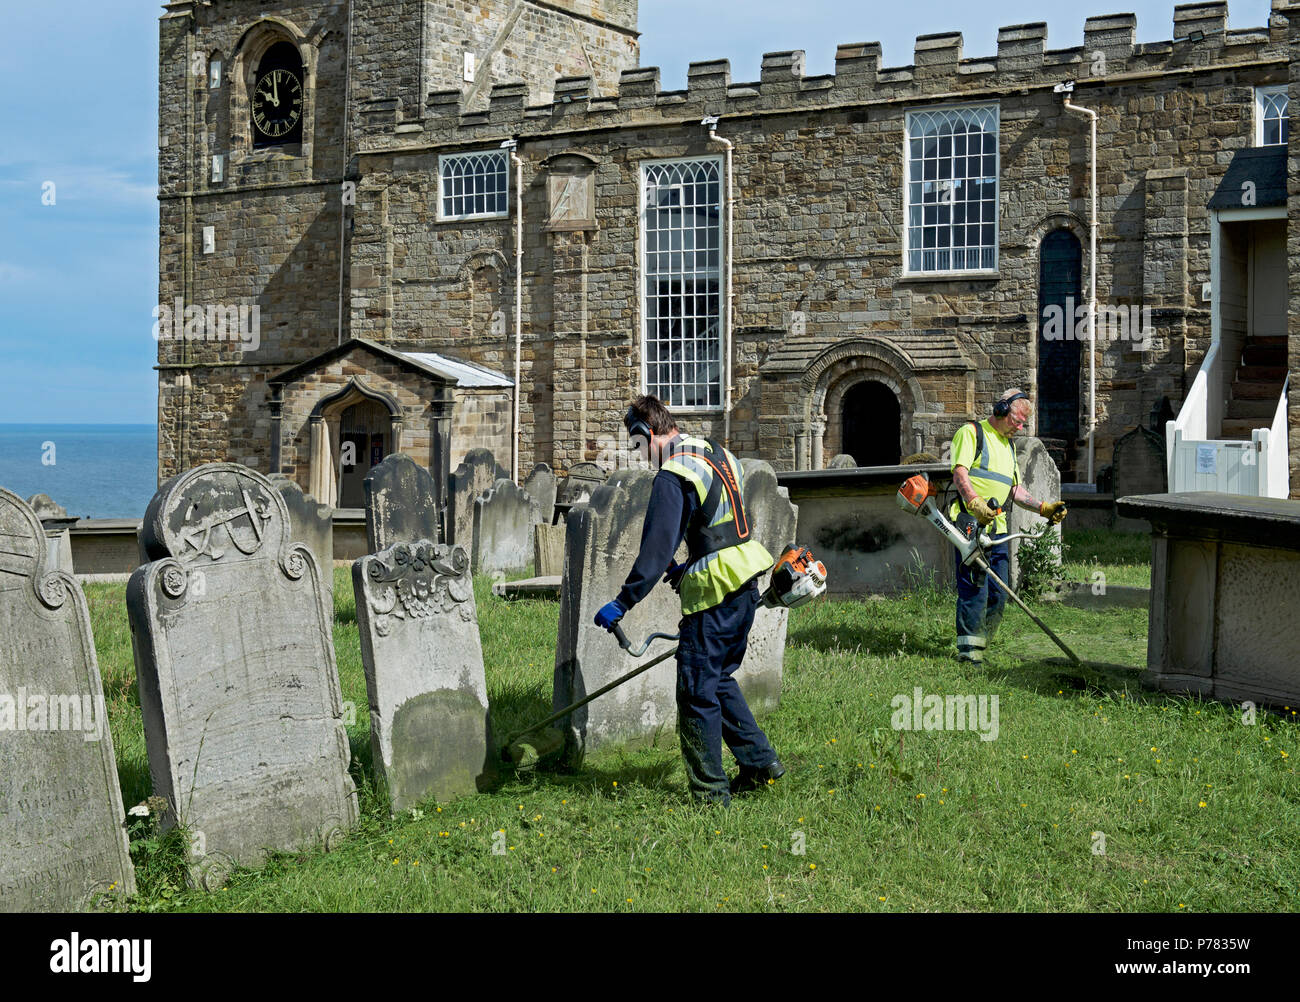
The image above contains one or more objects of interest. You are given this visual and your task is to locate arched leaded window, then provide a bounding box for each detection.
[904,105,999,274]
[438,151,509,221]
[1256,86,1289,147]
[640,157,723,409]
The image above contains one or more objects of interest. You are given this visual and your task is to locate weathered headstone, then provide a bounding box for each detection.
[827,454,858,469]
[26,494,76,574]
[1112,425,1166,532]
[447,449,508,554]
[0,488,135,911]
[1007,436,1063,586]
[523,463,558,525]
[353,541,492,810]
[557,462,607,505]
[127,463,357,888]
[534,522,566,577]
[365,454,441,553]
[472,480,543,576]
[269,475,335,626]
[554,459,796,764]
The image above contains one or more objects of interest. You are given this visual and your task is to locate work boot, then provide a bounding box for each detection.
[730,758,785,794]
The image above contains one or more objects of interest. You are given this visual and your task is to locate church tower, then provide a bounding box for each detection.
[157,0,639,488]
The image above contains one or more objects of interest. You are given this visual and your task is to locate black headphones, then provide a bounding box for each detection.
[623,406,653,443]
[992,392,1030,418]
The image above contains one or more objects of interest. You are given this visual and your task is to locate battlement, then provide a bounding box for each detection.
[356,2,1291,151]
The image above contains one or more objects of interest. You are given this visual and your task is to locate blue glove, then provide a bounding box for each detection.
[594,598,628,631]
[662,561,687,593]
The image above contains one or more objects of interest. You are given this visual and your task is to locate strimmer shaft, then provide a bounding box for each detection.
[972,553,1081,666]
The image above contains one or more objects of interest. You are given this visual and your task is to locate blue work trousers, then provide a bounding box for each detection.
[954,540,1010,663]
[675,581,777,804]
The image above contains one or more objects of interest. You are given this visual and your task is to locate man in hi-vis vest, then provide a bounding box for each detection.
[594,395,784,806]
[949,388,1068,664]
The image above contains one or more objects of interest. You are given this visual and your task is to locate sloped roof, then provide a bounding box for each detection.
[270,337,512,388]
[1208,146,1287,210]
[760,331,976,376]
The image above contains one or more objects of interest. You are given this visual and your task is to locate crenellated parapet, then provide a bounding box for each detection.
[354,3,1290,152]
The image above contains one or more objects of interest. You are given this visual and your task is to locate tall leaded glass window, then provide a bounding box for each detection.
[1256,86,1289,147]
[905,105,999,274]
[438,151,509,221]
[641,157,723,409]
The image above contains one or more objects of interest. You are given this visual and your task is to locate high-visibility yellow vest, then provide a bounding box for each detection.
[949,419,1020,535]
[661,437,775,615]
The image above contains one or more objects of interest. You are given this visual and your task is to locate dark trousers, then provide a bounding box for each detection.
[675,581,777,803]
[954,541,1010,663]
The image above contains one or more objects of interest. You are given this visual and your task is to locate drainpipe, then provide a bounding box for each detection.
[1060,83,1098,484]
[704,116,734,449]
[503,138,523,482]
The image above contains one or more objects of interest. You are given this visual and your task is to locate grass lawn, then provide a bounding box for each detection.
[83,562,1298,913]
[1060,527,1153,589]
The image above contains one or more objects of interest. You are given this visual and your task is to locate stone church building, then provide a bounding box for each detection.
[157,0,1300,503]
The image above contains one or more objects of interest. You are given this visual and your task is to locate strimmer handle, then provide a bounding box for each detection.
[611,622,631,651]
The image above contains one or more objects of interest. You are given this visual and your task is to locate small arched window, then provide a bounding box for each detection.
[251,40,304,148]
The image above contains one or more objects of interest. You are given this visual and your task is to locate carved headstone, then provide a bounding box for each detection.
[127,463,357,888]
[1007,436,1063,585]
[472,480,543,576]
[447,449,508,555]
[522,463,558,525]
[269,476,335,626]
[0,488,135,911]
[827,454,858,469]
[353,541,491,810]
[365,454,441,553]
[1113,425,1167,532]
[534,522,566,577]
[557,462,607,505]
[26,494,76,574]
[554,459,796,764]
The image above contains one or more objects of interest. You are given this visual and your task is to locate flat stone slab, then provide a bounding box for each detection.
[354,541,492,811]
[492,575,562,600]
[128,463,357,888]
[1117,492,1300,548]
[0,488,135,911]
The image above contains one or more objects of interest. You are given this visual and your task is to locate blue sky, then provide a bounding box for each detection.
[0,0,1275,424]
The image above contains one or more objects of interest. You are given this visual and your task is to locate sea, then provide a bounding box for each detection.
[0,424,159,519]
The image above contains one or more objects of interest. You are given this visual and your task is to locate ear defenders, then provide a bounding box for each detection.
[623,406,653,443]
[992,392,1030,418]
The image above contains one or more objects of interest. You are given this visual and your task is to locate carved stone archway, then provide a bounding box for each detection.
[308,378,403,506]
[803,339,926,468]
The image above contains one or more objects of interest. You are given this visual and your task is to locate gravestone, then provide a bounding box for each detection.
[447,449,508,555]
[127,463,357,888]
[365,454,441,553]
[0,488,135,911]
[269,476,334,626]
[534,522,566,577]
[523,464,558,525]
[554,458,796,765]
[557,462,607,505]
[472,480,543,576]
[1112,425,1166,532]
[1007,436,1063,586]
[827,454,858,469]
[353,541,492,810]
[26,494,77,575]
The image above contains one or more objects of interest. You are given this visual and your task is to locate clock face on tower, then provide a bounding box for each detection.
[251,67,303,142]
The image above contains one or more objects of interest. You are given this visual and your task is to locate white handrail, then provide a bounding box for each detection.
[1261,375,1290,498]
